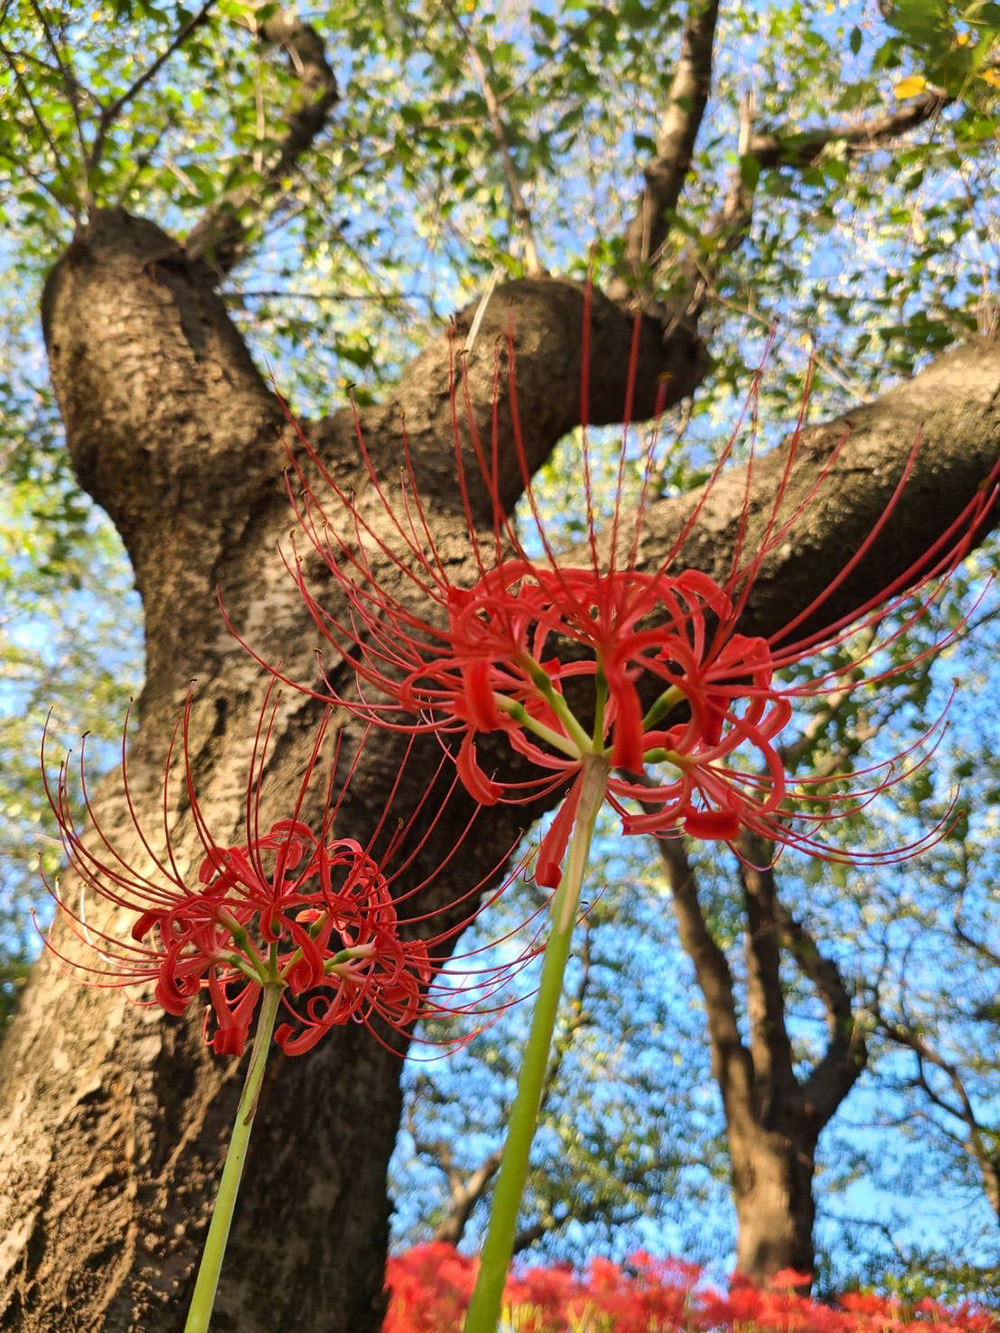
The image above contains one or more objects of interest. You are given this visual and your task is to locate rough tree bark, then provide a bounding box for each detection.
[0,199,996,1330]
[3,2,1000,1327]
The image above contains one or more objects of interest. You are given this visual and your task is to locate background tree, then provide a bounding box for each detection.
[393,827,724,1265]
[855,647,1000,1304]
[1,1,999,1329]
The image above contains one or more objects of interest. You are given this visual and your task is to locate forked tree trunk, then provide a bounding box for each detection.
[730,1121,818,1281]
[654,835,868,1289]
[0,207,998,1328]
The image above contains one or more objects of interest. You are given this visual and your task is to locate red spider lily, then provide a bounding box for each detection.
[242,299,997,887]
[39,687,535,1057]
[384,1244,1000,1332]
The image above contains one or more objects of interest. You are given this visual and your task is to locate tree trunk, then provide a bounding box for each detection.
[654,834,866,1288]
[1,206,999,1327]
[981,1156,1000,1225]
[730,1120,818,1282]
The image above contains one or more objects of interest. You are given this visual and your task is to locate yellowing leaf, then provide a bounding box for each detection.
[894,74,928,100]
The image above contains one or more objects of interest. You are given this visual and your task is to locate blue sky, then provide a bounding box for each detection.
[3,0,1000,1301]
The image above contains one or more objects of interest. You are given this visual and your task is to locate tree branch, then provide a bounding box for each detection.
[875,1010,1000,1217]
[185,8,339,276]
[735,835,797,1118]
[431,1148,504,1246]
[954,911,1000,971]
[442,0,543,275]
[646,823,762,1144]
[676,87,948,327]
[28,0,90,204]
[87,0,216,179]
[777,900,865,1126]
[777,625,878,771]
[745,92,948,172]
[609,0,720,302]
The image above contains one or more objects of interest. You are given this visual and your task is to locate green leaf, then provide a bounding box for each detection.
[739,154,761,191]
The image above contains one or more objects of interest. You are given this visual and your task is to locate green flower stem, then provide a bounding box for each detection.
[592,666,607,747]
[184,983,283,1333]
[493,693,580,758]
[641,747,684,767]
[642,684,685,731]
[217,911,267,973]
[517,652,593,753]
[463,754,610,1333]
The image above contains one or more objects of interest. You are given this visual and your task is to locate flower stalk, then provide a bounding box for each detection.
[185,982,283,1333]
[463,753,610,1333]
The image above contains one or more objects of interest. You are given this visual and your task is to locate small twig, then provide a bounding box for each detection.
[463,268,501,355]
[233,287,414,304]
[88,0,216,175]
[610,0,721,303]
[0,34,80,221]
[441,0,543,275]
[163,156,202,196]
[28,0,90,204]
[651,396,695,486]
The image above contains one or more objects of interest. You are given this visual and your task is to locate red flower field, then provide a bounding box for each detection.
[384,1244,999,1332]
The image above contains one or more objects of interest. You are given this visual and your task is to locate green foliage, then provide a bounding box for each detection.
[0,492,142,1025]
[1,0,999,1299]
[1,0,998,420]
[880,0,1000,95]
[393,814,729,1264]
[0,323,142,1026]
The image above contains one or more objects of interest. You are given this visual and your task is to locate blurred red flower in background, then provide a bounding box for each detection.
[383,1242,1000,1332]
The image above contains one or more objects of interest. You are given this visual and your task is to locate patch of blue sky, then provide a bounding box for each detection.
[5,0,1000,1291]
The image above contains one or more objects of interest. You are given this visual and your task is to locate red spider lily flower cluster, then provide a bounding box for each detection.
[254,305,996,887]
[384,1243,1000,1333]
[40,688,533,1057]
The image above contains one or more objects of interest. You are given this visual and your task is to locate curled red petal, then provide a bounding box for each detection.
[155,965,199,1016]
[683,808,742,841]
[132,909,159,942]
[675,567,733,618]
[535,772,583,889]
[607,664,644,772]
[461,658,502,731]
[206,971,260,1056]
[457,732,503,806]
